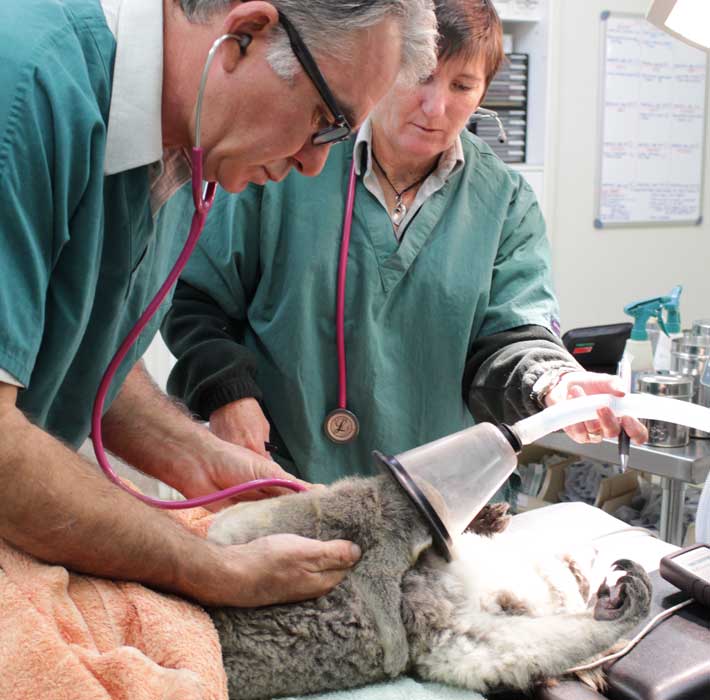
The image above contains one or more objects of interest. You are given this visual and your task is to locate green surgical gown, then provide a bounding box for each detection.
[0,0,186,447]
[162,133,561,484]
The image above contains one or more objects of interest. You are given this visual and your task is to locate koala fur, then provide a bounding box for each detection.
[207,475,652,699]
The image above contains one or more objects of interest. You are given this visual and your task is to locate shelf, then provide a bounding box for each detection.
[495,0,543,23]
[534,431,710,484]
[500,16,542,24]
[482,102,527,109]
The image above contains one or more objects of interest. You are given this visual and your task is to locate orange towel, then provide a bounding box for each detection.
[0,506,227,700]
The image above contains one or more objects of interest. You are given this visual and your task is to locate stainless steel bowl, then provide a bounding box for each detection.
[691,319,710,338]
[637,373,694,447]
[670,336,710,438]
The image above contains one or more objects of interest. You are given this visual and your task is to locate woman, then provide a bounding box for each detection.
[161,0,646,485]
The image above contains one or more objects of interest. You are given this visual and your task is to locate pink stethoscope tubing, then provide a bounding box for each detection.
[90,36,305,509]
[335,160,358,410]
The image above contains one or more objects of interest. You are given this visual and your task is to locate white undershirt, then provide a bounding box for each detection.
[353,117,465,240]
[0,369,22,388]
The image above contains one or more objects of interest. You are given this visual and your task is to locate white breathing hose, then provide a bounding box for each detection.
[513,393,710,446]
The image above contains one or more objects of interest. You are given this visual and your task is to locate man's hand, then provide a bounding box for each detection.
[102,367,308,508]
[544,371,648,445]
[1,376,347,607]
[179,437,310,510]
[210,398,271,458]
[195,534,362,607]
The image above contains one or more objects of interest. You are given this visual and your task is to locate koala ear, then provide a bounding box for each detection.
[410,533,433,563]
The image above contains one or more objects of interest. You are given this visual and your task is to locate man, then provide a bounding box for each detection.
[0,0,436,609]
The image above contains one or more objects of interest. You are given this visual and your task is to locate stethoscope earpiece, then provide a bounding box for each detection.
[237,33,252,55]
[470,107,508,144]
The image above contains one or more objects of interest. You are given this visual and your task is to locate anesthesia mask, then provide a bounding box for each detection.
[374,392,710,561]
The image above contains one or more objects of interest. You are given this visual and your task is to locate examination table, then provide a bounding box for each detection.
[288,502,710,700]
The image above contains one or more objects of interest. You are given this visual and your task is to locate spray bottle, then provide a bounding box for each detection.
[622,295,669,390]
[654,285,684,371]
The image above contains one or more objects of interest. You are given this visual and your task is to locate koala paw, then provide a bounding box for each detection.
[593,559,652,624]
[466,503,512,537]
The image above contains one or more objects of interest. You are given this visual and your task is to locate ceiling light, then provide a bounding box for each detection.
[647,0,710,51]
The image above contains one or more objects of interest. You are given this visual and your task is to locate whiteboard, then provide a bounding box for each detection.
[595,12,708,228]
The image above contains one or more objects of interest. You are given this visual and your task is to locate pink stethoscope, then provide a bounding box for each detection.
[322,159,361,445]
[91,34,306,509]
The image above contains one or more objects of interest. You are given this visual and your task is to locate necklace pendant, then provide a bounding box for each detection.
[392,199,407,226]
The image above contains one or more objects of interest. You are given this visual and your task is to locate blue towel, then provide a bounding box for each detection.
[284,677,485,699]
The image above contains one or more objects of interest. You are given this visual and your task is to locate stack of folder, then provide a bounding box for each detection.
[469,53,528,163]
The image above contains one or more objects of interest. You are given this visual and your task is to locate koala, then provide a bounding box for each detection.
[206,475,652,699]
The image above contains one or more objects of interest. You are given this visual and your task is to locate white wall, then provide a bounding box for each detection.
[546,0,710,331]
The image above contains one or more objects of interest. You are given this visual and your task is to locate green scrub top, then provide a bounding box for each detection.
[162,132,560,484]
[0,0,185,447]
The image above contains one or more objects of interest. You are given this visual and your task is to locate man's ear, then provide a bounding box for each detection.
[222,1,279,40]
[219,2,278,73]
[220,33,252,73]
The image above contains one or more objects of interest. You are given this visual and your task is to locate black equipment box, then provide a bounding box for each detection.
[537,570,710,700]
[562,323,632,375]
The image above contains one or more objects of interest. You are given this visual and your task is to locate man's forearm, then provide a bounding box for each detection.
[101,361,220,490]
[0,396,222,596]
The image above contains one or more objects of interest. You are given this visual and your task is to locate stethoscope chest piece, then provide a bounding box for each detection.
[323,408,360,444]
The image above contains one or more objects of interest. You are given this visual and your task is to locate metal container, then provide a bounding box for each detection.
[699,358,710,434]
[691,319,710,338]
[637,373,694,447]
[671,336,710,438]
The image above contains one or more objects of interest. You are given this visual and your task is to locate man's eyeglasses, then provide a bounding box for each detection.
[278,11,352,146]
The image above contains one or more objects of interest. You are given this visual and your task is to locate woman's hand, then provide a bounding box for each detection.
[543,371,648,445]
[210,398,271,459]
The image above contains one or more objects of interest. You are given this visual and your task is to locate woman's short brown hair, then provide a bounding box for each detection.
[435,0,505,86]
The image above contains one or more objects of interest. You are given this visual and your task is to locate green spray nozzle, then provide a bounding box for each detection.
[662,285,683,335]
[623,296,668,341]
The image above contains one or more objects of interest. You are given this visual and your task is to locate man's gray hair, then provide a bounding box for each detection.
[178,0,437,83]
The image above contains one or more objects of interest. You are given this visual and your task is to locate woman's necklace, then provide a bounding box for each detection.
[371,151,438,227]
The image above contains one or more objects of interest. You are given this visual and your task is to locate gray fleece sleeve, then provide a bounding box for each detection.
[463,325,582,425]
